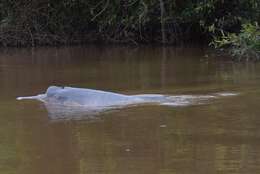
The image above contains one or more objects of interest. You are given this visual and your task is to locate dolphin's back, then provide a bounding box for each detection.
[45,86,142,106]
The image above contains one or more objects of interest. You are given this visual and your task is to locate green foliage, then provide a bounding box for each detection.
[0,0,259,49]
[212,23,260,60]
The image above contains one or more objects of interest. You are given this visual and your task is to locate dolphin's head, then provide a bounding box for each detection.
[46,86,63,97]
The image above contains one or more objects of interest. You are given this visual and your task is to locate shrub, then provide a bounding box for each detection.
[212,23,260,60]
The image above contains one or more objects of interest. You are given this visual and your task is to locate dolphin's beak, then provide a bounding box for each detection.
[16,94,46,101]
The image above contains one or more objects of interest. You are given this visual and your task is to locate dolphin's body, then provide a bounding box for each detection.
[17,86,162,106]
[17,86,238,121]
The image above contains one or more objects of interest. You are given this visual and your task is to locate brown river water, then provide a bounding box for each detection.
[0,46,260,174]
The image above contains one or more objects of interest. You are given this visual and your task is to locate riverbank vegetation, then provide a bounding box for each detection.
[212,23,260,60]
[0,0,259,59]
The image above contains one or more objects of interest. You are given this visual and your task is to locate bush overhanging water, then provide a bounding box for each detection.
[0,0,259,59]
[212,23,260,60]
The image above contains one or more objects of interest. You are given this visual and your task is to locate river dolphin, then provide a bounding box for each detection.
[17,86,238,120]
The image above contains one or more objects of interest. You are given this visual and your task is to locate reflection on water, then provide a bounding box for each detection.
[0,46,260,174]
[39,92,238,121]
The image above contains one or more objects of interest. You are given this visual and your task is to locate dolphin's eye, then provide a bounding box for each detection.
[57,96,67,101]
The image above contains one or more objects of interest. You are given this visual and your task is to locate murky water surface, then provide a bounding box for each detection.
[0,46,260,174]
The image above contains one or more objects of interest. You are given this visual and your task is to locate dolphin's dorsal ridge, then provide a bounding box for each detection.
[46,86,63,97]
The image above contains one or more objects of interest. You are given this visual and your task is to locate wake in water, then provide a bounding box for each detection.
[17,86,238,121]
